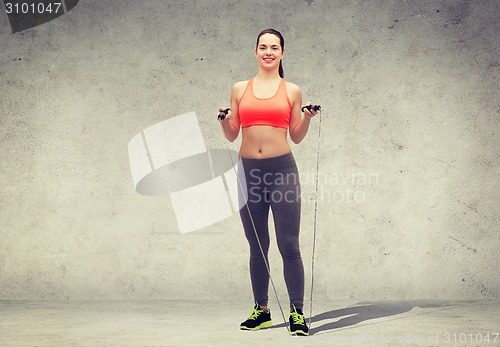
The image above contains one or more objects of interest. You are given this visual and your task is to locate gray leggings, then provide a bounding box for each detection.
[238,153,304,311]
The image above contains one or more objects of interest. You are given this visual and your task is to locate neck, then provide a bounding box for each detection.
[256,68,281,81]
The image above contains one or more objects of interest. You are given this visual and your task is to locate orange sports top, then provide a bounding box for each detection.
[238,78,292,129]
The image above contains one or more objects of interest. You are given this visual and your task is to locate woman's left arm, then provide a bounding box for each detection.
[288,82,317,144]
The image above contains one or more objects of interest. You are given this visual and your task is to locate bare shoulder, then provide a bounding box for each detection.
[286,81,300,91]
[285,81,302,104]
[231,80,249,99]
[286,81,302,95]
[232,80,249,92]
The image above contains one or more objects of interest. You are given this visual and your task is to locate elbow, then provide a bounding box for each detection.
[224,134,236,142]
[223,124,239,142]
[227,130,239,142]
[289,132,303,144]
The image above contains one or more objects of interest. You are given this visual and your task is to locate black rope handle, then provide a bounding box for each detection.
[218,108,231,120]
[301,104,321,112]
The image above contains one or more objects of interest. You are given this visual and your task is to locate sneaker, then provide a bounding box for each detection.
[240,303,272,331]
[289,306,309,336]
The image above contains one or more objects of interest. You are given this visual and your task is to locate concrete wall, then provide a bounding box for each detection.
[0,0,498,301]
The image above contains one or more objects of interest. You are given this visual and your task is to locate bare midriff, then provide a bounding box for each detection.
[239,125,291,159]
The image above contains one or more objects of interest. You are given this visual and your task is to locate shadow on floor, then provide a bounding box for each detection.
[273,301,452,335]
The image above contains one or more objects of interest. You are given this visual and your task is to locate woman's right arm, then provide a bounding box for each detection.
[219,82,244,142]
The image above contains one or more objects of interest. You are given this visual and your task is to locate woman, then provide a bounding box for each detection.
[218,28,318,336]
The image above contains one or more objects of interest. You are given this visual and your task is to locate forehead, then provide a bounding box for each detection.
[258,33,281,46]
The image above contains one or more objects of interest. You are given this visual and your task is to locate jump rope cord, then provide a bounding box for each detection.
[308,109,322,331]
[218,121,290,333]
[218,108,322,333]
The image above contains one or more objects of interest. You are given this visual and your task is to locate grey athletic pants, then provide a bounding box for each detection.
[238,153,305,311]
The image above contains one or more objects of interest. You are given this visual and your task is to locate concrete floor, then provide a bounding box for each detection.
[1,300,499,346]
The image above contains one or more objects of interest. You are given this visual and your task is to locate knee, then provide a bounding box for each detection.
[277,237,301,260]
[246,233,270,257]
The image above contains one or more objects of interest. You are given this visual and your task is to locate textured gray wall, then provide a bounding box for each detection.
[0,0,498,301]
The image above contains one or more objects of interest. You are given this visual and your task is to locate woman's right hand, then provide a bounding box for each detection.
[217,107,231,121]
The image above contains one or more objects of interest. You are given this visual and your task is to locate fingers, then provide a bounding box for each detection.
[303,102,318,119]
[304,109,315,119]
[217,107,231,121]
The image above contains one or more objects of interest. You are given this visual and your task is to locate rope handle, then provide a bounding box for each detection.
[217,108,230,120]
[301,104,321,112]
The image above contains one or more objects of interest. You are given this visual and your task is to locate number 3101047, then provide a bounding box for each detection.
[5,2,63,14]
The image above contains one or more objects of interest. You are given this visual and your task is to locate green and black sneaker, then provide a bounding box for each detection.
[240,303,272,331]
[289,306,309,336]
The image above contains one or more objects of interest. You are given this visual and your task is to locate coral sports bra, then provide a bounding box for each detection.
[238,78,292,129]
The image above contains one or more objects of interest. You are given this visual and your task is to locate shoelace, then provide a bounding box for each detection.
[249,308,264,320]
[290,312,305,325]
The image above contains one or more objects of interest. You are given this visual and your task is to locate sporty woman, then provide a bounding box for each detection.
[218,28,318,336]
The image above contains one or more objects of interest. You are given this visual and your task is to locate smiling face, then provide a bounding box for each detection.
[255,33,284,72]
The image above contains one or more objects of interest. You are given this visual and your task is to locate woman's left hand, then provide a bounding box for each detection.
[303,102,319,119]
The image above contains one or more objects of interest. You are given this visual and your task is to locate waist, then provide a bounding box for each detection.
[239,152,297,172]
[239,126,290,159]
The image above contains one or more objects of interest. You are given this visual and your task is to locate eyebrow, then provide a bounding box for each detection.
[258,44,280,48]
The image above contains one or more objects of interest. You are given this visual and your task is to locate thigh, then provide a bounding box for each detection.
[270,169,301,248]
[239,162,271,249]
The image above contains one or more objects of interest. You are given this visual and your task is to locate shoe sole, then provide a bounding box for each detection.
[289,329,309,336]
[240,320,272,331]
